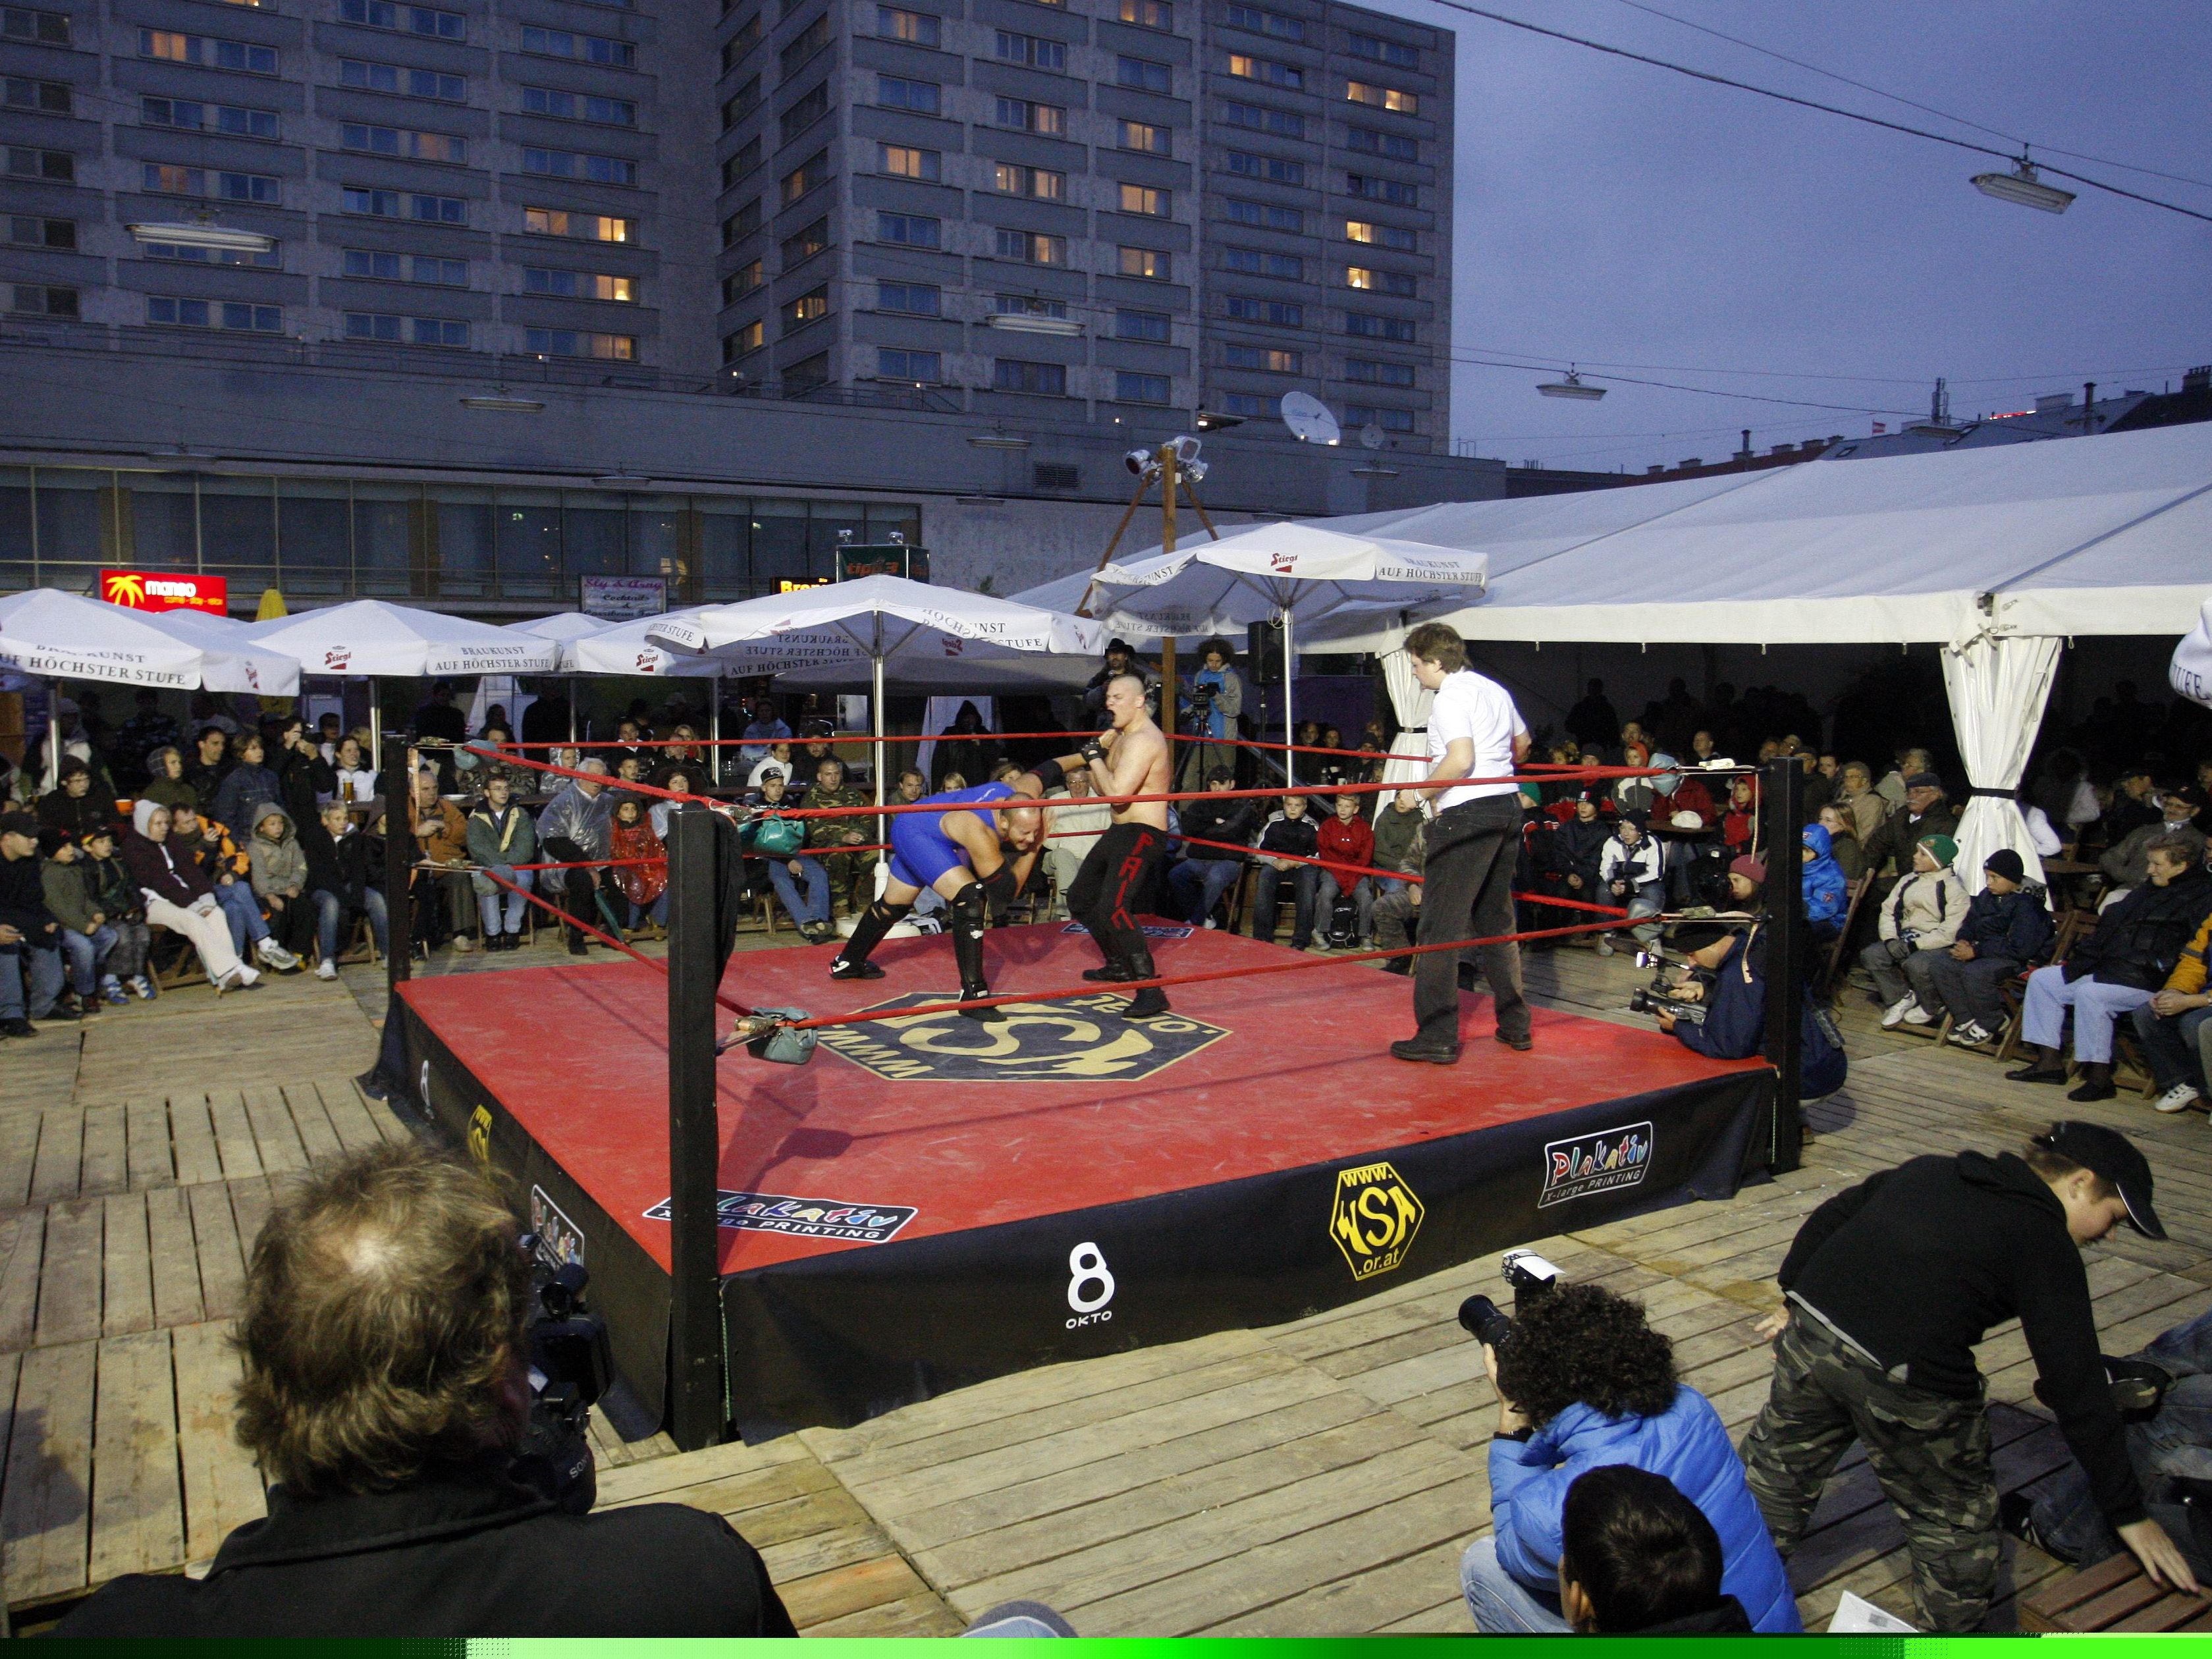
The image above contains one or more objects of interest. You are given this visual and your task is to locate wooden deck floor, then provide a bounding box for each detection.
[3,931,2206,1633]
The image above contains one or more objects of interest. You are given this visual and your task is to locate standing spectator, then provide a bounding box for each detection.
[412,680,468,787]
[1372,802,1426,974]
[410,769,477,952]
[1316,790,1378,948]
[928,702,1000,793]
[120,802,259,994]
[111,689,180,793]
[537,759,615,956]
[78,823,153,1000]
[608,797,668,930]
[2009,832,2212,1101]
[141,745,198,813]
[273,716,336,823]
[36,757,114,843]
[301,800,388,978]
[1082,639,1157,725]
[1814,803,1866,883]
[1556,1467,1750,1634]
[804,757,878,915]
[744,771,832,944]
[210,732,283,839]
[1862,772,1958,878]
[1250,794,1321,949]
[247,805,318,963]
[1179,638,1244,787]
[1595,817,1663,956]
[465,775,537,952]
[1928,849,2055,1048]
[1859,834,1968,1027]
[2131,897,2212,1115]
[1168,768,1260,927]
[1542,794,1609,931]
[1799,823,1848,942]
[2100,789,2202,896]
[41,829,115,1015]
[1565,678,1619,754]
[173,803,299,973]
[736,697,791,771]
[1043,766,1114,919]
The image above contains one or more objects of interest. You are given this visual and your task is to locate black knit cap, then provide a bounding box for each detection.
[2036,1121,2165,1239]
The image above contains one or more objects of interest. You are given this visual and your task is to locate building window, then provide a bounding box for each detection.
[3,7,71,45]
[1346,265,1415,296]
[1222,392,1272,417]
[722,137,762,187]
[524,148,637,186]
[995,229,1066,265]
[1347,31,1418,67]
[145,238,277,267]
[1347,126,1418,160]
[780,82,830,141]
[524,205,631,240]
[138,28,279,70]
[783,150,830,202]
[1347,402,1415,431]
[1225,343,1300,372]
[723,198,762,243]
[1114,308,1168,342]
[1118,119,1166,153]
[523,86,637,125]
[995,30,1066,70]
[144,163,281,202]
[1116,371,1170,404]
[7,215,76,249]
[340,59,466,99]
[1344,219,1416,250]
[1225,53,1299,88]
[1119,0,1171,26]
[878,347,940,383]
[525,267,633,301]
[526,327,637,360]
[994,359,1066,395]
[1226,149,1302,184]
[782,284,828,331]
[521,26,634,67]
[1221,100,1304,138]
[878,211,940,246]
[780,13,830,75]
[343,249,467,285]
[878,74,939,113]
[337,0,465,40]
[142,96,281,137]
[878,144,940,182]
[994,163,1064,200]
[1345,80,1417,113]
[1118,245,1169,279]
[1118,182,1169,215]
[1224,197,1301,232]
[148,296,281,331]
[722,260,763,302]
[1345,311,1415,341]
[724,319,765,356]
[877,279,939,315]
[721,14,761,67]
[1226,294,1301,327]
[1224,246,1300,278]
[1346,173,1416,205]
[1116,55,1171,92]
[7,283,75,317]
[722,76,761,127]
[4,76,69,113]
[779,215,828,267]
[997,97,1064,134]
[1345,357,1415,385]
[995,293,1067,319]
[8,146,72,181]
[877,5,938,46]
[343,123,468,163]
[1224,3,1303,41]
[344,312,468,346]
[785,352,830,392]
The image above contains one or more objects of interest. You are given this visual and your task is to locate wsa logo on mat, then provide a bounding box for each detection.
[816,990,1227,1081]
[1330,1161,1424,1282]
[1539,1122,1654,1207]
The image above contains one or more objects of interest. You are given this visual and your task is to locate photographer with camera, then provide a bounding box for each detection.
[1457,1275,1799,1633]
[59,1143,796,1637]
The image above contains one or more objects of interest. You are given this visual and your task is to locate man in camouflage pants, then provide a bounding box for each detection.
[803,755,880,915]
[1738,1123,2199,1631]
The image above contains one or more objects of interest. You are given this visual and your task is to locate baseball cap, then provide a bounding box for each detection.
[0,811,40,841]
[1903,771,1944,792]
[2035,1121,2165,1239]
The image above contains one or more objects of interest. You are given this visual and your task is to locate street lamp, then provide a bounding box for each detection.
[1972,156,2075,214]
[125,220,275,252]
[1536,367,1606,400]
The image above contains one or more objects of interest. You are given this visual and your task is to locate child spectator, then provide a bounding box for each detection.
[173,803,299,973]
[1929,848,2055,1048]
[301,800,388,979]
[1799,823,1848,942]
[466,774,537,952]
[77,823,153,1000]
[248,805,317,962]
[1169,768,1262,928]
[1251,794,1321,950]
[36,758,113,843]
[609,796,668,930]
[331,735,379,809]
[1316,791,1378,948]
[41,829,116,1014]
[1721,778,1758,853]
[1596,817,1663,956]
[744,770,832,944]
[1556,1467,1749,1634]
[209,732,282,838]
[1860,834,1967,1027]
[746,742,796,793]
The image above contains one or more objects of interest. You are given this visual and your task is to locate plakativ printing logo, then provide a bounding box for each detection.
[1539,1121,1654,1207]
[1330,1160,1424,1281]
[643,1189,917,1243]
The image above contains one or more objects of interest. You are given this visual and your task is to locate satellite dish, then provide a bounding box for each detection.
[1360,423,1385,450]
[1280,391,1341,446]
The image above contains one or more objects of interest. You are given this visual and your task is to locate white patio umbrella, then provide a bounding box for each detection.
[240,598,558,759]
[1026,523,1488,782]
[649,575,1107,813]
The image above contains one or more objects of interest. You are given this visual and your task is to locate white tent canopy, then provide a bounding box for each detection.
[514,611,615,668]
[240,598,560,676]
[2175,597,2212,710]
[0,588,300,694]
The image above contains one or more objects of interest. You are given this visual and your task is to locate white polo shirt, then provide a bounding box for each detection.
[1428,667,1525,811]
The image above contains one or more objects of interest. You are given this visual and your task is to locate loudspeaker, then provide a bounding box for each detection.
[1246,619,1285,686]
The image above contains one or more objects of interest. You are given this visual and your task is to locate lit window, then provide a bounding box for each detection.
[1118,119,1167,153]
[524,206,632,241]
[1118,246,1169,279]
[1118,183,1169,216]
[994,229,1066,265]
[876,6,939,45]
[1344,219,1416,251]
[1225,344,1300,373]
[526,327,637,361]
[1345,81,1417,113]
[1119,0,1170,26]
[878,144,939,181]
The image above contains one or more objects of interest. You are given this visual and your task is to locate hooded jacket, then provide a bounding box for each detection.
[1956,883,2057,965]
[1598,830,1663,892]
[1877,865,1967,950]
[123,800,215,910]
[1779,1149,2144,1525]
[1799,823,1848,929]
[1488,1384,1800,1633]
[1315,813,1374,886]
[1370,801,1428,875]
[2064,867,2212,992]
[247,804,308,900]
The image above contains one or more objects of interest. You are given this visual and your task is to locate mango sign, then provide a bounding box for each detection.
[101,570,229,613]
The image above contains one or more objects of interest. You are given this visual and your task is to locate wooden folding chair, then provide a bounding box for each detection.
[149,923,209,990]
[1993,907,2093,1064]
[1816,873,1874,999]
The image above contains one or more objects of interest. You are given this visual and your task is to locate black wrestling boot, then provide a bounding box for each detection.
[950,900,1003,1022]
[1121,949,1170,1020]
[1082,959,1135,982]
[831,898,907,979]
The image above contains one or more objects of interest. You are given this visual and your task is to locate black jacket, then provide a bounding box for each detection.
[301,813,373,911]
[1254,811,1319,861]
[0,847,57,938]
[1637,1595,1753,1634]
[1956,884,2057,965]
[1546,815,1611,890]
[55,1459,797,1638]
[1779,1150,2142,1525]
[2065,868,2212,991]
[1178,795,1262,862]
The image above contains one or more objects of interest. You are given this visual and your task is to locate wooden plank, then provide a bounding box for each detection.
[26,1111,82,1206]
[123,1098,174,1191]
[99,1191,154,1338]
[239,1085,308,1177]
[32,1199,102,1349]
[778,1554,944,1631]
[0,1338,97,1605]
[76,1106,128,1198]
[144,1186,204,1329]
[0,1210,43,1354]
[186,1184,246,1322]
[166,1095,224,1188]
[0,1111,43,1210]
[313,1079,389,1155]
[281,1084,345,1166]
[87,1329,182,1583]
[227,1178,276,1263]
[203,1092,263,1183]
[171,1320,265,1567]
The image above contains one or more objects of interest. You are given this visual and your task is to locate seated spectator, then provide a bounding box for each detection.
[1,813,70,1033]
[1461,1281,1798,1634]
[121,802,260,994]
[1835,761,1887,846]
[1595,817,1663,956]
[737,696,792,771]
[61,1142,795,1635]
[140,744,198,813]
[1719,778,1758,853]
[652,725,704,786]
[1814,803,1866,883]
[804,758,878,915]
[34,696,116,798]
[210,732,282,838]
[1858,834,1967,1028]
[113,688,181,794]
[648,769,697,842]
[745,771,832,944]
[77,823,153,1000]
[2105,765,2162,844]
[1556,1466,1749,1634]
[456,727,533,802]
[1251,794,1321,950]
[248,805,317,963]
[37,757,114,843]
[1611,742,1657,821]
[609,796,668,930]
[2100,788,2203,898]
[1864,771,1958,878]
[1875,746,1936,810]
[1650,753,1714,828]
[331,735,379,808]
[1923,849,2056,1049]
[747,742,796,793]
[608,717,649,778]
[612,754,646,788]
[466,775,537,952]
[1800,822,1848,942]
[174,802,300,974]
[410,769,477,954]
[1044,766,1113,919]
[2132,896,2212,1116]
[1316,790,1378,949]
[2009,832,2212,1101]
[302,800,388,979]
[185,723,232,810]
[892,767,927,808]
[1169,769,1262,928]
[1374,796,1428,976]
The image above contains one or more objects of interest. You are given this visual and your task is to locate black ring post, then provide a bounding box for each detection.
[383,733,413,998]
[1759,757,1806,1174]
[665,804,726,1450]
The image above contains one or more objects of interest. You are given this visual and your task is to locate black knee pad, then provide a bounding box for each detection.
[950,881,988,937]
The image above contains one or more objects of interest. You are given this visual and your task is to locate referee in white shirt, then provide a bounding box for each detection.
[1392,621,1533,1064]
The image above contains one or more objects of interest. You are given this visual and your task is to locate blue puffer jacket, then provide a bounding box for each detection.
[1488,1383,1802,1633]
[1800,823,1848,930]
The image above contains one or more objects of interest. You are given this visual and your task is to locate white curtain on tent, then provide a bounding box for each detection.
[1942,633,2063,894]
[1375,647,1433,818]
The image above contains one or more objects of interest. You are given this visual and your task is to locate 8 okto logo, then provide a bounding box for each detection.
[1065,1241,1116,1328]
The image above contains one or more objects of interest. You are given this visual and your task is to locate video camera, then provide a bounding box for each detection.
[512,1239,614,1515]
[1629,986,1708,1026]
[1456,1249,1563,1349]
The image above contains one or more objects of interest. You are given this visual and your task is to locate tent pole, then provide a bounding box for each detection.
[48,678,63,791]
[367,676,381,774]
[872,653,886,832]
[709,679,721,786]
[1282,610,1295,788]
[568,676,578,745]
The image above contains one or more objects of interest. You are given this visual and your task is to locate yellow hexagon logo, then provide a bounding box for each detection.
[1330,1160,1425,1282]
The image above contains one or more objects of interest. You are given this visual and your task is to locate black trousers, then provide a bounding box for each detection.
[541,835,599,944]
[1066,822,1169,962]
[1413,794,1529,1047]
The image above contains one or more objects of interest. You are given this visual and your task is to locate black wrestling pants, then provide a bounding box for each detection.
[1066,823,1168,963]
